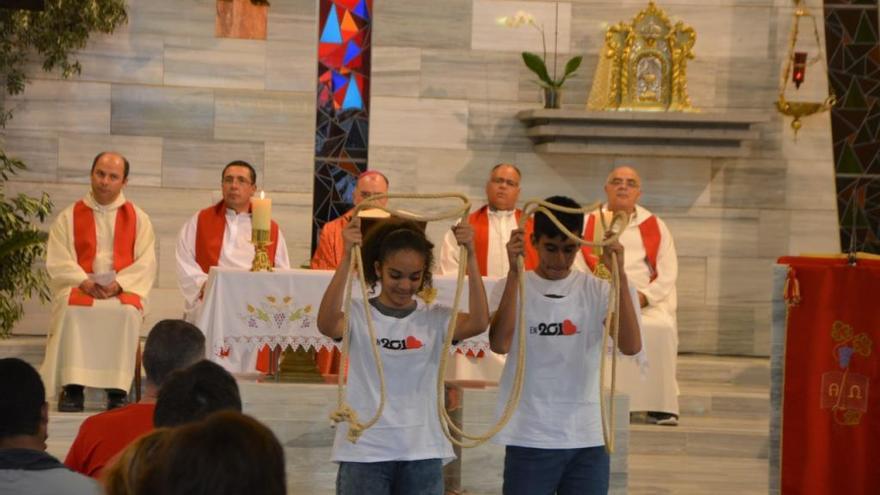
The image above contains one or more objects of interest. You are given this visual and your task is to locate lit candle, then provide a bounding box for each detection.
[251,190,271,231]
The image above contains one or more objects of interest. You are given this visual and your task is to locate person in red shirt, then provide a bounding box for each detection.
[64,319,205,479]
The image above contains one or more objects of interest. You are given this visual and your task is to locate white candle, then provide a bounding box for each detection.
[251,190,271,231]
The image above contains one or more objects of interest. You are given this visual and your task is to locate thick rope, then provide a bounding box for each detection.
[329,193,472,443]
[514,199,630,454]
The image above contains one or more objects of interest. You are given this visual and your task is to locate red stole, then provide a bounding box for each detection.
[581,212,661,281]
[468,206,538,276]
[68,200,142,310]
[194,200,280,273]
[195,200,280,373]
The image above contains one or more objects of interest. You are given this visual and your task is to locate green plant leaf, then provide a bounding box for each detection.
[522,51,553,87]
[556,56,583,86]
[0,230,47,259]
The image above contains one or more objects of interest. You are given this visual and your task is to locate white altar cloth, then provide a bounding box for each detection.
[197,267,500,373]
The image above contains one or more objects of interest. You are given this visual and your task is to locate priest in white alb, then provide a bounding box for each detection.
[41,151,157,412]
[582,165,680,425]
[175,160,290,371]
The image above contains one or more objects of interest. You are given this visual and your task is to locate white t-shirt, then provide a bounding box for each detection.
[331,299,456,464]
[492,270,623,449]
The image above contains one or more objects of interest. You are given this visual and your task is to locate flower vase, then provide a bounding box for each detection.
[543,87,562,109]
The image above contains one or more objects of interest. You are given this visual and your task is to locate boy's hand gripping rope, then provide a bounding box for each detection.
[498,200,630,454]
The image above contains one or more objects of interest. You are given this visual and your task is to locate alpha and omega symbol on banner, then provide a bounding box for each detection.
[820,320,873,426]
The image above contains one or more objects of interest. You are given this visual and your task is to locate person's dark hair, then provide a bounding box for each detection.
[137,411,286,495]
[153,360,242,428]
[361,219,434,291]
[0,358,45,439]
[92,151,131,179]
[533,195,584,242]
[221,160,257,184]
[142,320,206,388]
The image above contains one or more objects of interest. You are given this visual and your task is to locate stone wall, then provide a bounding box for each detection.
[3,0,839,356]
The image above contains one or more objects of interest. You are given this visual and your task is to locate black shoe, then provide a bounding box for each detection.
[58,385,84,412]
[106,389,128,410]
[646,411,679,426]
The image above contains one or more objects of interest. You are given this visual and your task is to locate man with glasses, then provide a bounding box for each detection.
[310,170,389,270]
[41,151,157,412]
[175,160,290,328]
[440,163,546,277]
[581,165,681,426]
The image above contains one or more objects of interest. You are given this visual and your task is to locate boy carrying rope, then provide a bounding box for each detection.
[489,196,643,495]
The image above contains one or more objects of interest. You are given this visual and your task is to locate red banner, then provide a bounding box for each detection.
[778,256,880,494]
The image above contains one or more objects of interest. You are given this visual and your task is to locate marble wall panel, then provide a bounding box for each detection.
[373,0,472,49]
[609,156,713,209]
[677,256,707,306]
[214,90,315,143]
[513,151,615,200]
[266,0,317,41]
[4,80,111,135]
[162,138,265,189]
[266,40,318,92]
[372,47,422,98]
[264,142,314,193]
[370,96,469,150]
[71,33,164,85]
[264,0,318,92]
[784,157,837,212]
[57,134,163,187]
[663,208,760,258]
[787,208,841,255]
[468,101,534,151]
[111,85,214,139]
[709,158,788,209]
[421,50,521,102]
[164,37,267,90]
[471,1,572,54]
[156,236,178,290]
[757,209,791,258]
[706,256,776,305]
[2,132,58,181]
[126,0,216,37]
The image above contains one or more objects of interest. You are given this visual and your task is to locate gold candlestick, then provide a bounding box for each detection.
[251,229,274,272]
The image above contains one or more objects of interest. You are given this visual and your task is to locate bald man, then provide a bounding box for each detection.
[41,152,157,412]
[582,166,680,425]
[439,163,542,277]
[310,171,389,270]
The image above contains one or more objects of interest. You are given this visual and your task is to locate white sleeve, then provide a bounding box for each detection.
[274,227,291,269]
[642,218,677,306]
[175,213,207,309]
[437,227,460,275]
[45,206,88,292]
[115,206,157,299]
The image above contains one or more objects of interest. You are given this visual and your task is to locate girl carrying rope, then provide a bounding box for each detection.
[316,216,489,495]
[489,196,643,495]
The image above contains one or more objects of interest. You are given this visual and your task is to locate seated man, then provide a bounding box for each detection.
[310,170,389,375]
[41,151,156,412]
[582,166,680,425]
[153,360,243,427]
[0,358,101,495]
[310,170,389,270]
[176,160,290,372]
[65,319,205,478]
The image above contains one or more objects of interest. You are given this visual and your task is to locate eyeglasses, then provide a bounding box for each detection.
[222,176,253,186]
[490,177,520,188]
[608,178,640,188]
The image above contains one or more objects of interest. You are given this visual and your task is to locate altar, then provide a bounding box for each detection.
[196,267,502,374]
